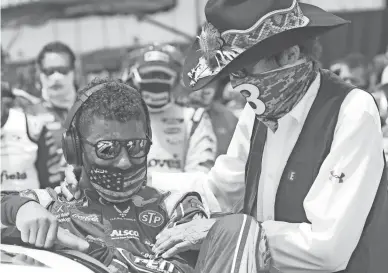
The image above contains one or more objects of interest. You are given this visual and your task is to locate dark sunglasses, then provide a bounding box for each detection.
[79,134,152,160]
[41,66,72,76]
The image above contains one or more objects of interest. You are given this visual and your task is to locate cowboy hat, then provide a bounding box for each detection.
[183,0,349,91]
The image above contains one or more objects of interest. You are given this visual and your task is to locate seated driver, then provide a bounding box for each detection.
[0,78,213,273]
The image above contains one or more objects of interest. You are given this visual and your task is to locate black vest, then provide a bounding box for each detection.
[243,70,388,273]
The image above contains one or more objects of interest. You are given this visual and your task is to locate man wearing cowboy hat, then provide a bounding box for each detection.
[60,0,388,272]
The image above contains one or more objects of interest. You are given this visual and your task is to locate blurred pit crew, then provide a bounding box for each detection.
[1,81,63,190]
[372,83,388,159]
[122,44,217,176]
[187,77,238,157]
[330,52,371,91]
[16,41,78,152]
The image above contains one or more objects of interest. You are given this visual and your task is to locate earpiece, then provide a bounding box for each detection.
[62,126,83,166]
[62,83,110,167]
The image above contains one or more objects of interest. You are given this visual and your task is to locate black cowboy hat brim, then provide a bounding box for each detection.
[182,3,350,91]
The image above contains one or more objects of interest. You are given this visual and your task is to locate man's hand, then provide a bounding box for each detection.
[16,201,59,248]
[153,218,216,258]
[54,165,82,201]
[15,201,89,252]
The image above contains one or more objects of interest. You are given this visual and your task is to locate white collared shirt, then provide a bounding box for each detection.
[152,73,385,272]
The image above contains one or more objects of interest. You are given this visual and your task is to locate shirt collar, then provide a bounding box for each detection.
[286,72,321,124]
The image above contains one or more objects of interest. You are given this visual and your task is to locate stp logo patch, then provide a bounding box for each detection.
[139,210,164,227]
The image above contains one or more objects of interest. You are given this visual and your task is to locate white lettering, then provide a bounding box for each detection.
[110,229,139,237]
[289,172,295,181]
[139,210,164,227]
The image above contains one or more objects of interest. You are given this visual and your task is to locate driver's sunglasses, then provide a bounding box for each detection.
[41,66,73,76]
[79,134,152,160]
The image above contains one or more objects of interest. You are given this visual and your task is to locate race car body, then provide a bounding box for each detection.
[1,244,108,273]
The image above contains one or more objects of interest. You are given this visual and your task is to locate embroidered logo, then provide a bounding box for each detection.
[330,171,345,183]
[56,205,65,213]
[131,195,158,207]
[288,171,296,181]
[114,204,131,218]
[139,210,164,227]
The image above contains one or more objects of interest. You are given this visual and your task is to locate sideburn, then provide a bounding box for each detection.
[79,168,94,190]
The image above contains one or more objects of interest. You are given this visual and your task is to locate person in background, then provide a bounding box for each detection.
[122,44,217,175]
[372,45,388,86]
[86,69,110,83]
[1,47,42,110]
[372,83,388,126]
[1,81,63,190]
[330,52,372,91]
[188,77,238,156]
[17,41,78,152]
[372,83,388,159]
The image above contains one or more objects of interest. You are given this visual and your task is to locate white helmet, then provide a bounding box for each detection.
[122,44,184,112]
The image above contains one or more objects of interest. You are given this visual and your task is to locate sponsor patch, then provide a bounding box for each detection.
[329,171,345,183]
[71,213,101,223]
[148,158,182,169]
[110,229,140,240]
[163,127,182,135]
[131,195,158,207]
[161,117,184,125]
[114,204,131,218]
[143,51,170,63]
[166,138,182,145]
[139,210,164,227]
[56,212,71,223]
[144,239,155,248]
[1,171,27,182]
[133,256,180,273]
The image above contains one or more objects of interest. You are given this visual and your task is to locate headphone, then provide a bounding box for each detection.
[62,82,152,166]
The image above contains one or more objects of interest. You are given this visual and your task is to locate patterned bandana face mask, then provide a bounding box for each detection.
[230,59,317,132]
[83,154,147,203]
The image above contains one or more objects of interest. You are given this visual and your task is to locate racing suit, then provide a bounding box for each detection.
[1,186,209,273]
[1,108,63,190]
[148,104,217,174]
[14,96,70,152]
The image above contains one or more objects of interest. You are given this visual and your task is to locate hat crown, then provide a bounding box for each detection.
[205,0,294,33]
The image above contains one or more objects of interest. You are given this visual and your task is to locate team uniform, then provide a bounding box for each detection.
[123,44,217,176]
[148,104,216,174]
[14,95,69,152]
[0,108,63,190]
[1,186,208,273]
